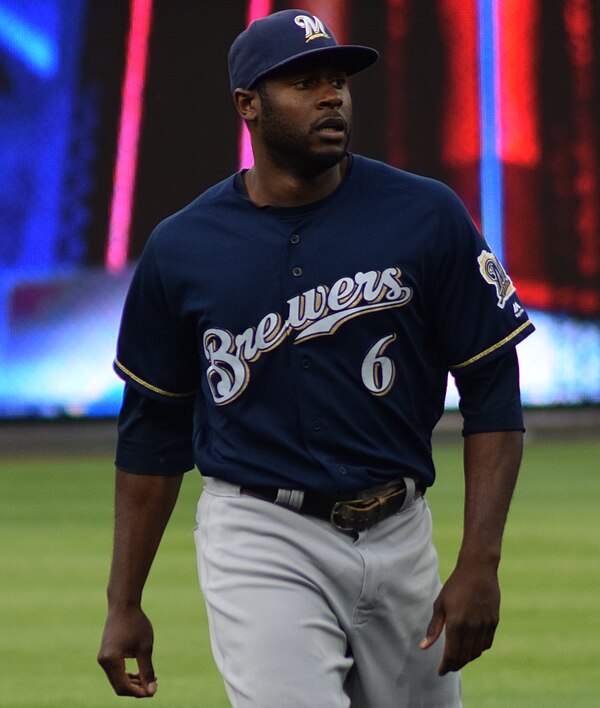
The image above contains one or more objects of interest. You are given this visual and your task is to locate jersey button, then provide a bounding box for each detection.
[292,266,303,277]
[302,358,311,369]
[290,234,300,244]
[312,419,322,431]
[338,465,347,475]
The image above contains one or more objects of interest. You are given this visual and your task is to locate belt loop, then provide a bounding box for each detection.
[398,477,416,512]
[275,488,304,510]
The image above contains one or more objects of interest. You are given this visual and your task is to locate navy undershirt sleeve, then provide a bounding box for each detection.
[115,384,195,475]
[454,347,524,436]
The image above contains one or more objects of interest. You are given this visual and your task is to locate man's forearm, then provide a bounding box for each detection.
[458,430,523,567]
[107,468,184,608]
[420,430,524,673]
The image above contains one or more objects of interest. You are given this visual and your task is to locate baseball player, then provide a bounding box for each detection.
[98,10,534,707]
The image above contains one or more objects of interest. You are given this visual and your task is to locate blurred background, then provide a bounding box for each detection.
[1,4,599,707]
[0,0,599,419]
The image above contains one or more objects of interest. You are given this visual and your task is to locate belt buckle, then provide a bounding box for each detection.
[330,482,408,532]
[330,499,376,532]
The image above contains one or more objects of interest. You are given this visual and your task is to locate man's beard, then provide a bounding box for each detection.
[259,93,350,179]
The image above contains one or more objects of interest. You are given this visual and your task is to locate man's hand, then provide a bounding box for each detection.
[98,469,183,696]
[419,560,500,675]
[98,607,158,697]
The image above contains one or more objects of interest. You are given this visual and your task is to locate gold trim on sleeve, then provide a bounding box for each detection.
[451,320,533,370]
[114,358,197,398]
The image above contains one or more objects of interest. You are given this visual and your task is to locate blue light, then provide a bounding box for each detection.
[477,0,503,261]
[0,4,59,77]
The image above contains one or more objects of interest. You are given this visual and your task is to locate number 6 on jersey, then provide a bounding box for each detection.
[361,334,397,396]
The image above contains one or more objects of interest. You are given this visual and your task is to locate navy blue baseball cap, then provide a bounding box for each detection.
[228,9,379,92]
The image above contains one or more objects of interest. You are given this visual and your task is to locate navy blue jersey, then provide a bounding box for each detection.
[114,154,534,493]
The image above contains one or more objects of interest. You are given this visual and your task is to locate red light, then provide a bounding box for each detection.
[564,0,599,278]
[439,0,480,164]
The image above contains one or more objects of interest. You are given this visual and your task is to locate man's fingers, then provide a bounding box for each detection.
[419,602,445,650]
[137,651,158,695]
[99,656,150,698]
[97,655,125,692]
[461,623,495,669]
[468,625,494,664]
[438,620,497,675]
[483,623,497,652]
[438,624,473,675]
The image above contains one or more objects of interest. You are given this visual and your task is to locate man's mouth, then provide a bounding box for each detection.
[314,116,347,139]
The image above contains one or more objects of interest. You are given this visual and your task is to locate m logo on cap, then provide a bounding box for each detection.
[294,14,330,42]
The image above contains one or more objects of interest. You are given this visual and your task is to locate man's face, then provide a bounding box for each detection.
[255,59,352,177]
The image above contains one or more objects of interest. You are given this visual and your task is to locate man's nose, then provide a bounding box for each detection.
[317,85,343,108]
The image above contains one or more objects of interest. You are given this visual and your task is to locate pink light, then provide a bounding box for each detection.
[106,0,153,272]
[497,0,540,164]
[239,0,273,170]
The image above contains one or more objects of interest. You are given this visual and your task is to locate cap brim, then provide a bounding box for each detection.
[248,45,378,88]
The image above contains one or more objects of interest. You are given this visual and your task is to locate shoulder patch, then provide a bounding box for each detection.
[477,250,515,309]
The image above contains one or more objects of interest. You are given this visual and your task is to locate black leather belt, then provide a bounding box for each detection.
[241,478,423,532]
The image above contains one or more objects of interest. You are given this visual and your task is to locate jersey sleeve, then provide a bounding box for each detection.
[427,185,534,374]
[116,384,195,475]
[454,348,524,435]
[114,234,199,403]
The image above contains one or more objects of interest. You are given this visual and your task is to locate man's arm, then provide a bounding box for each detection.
[420,430,523,674]
[97,468,183,698]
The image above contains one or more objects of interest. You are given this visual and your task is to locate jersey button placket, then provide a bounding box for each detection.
[286,230,316,445]
[290,233,302,277]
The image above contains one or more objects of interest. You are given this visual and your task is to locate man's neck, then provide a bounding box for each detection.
[243,155,348,208]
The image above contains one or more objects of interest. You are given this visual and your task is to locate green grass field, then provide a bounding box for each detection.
[1,438,599,707]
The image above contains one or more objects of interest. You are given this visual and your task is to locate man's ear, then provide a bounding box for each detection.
[233,88,259,122]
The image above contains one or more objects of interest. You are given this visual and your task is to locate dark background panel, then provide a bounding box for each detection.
[79,1,131,264]
[130,0,246,255]
[348,0,388,163]
[76,0,600,318]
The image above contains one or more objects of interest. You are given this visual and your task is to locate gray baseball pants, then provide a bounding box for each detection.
[194,477,462,707]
